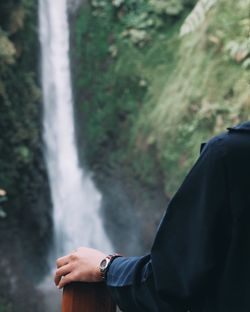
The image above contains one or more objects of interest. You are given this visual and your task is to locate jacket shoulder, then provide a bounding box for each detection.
[201,121,250,156]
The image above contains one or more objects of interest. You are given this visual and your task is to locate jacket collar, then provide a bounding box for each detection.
[227,121,250,132]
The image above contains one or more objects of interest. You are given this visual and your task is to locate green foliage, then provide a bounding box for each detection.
[75,6,146,163]
[90,0,194,46]
[0,0,41,191]
[75,0,250,196]
[225,38,250,66]
[135,0,250,194]
[75,0,183,187]
[149,0,184,15]
[0,30,16,64]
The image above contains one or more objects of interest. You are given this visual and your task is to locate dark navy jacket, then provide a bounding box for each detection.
[106,121,250,312]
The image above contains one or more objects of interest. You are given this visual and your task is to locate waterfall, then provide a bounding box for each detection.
[39,0,112,259]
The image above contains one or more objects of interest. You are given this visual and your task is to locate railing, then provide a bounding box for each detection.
[62,282,117,312]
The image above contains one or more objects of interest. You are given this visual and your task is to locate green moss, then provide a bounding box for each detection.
[74,2,183,187]
[74,0,250,196]
[138,0,250,194]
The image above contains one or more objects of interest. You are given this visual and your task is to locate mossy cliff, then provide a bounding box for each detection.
[72,0,250,251]
[0,1,52,310]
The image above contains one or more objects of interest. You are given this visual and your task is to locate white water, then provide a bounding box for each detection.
[39,0,112,260]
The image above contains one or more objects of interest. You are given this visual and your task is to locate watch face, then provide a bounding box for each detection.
[100,258,111,273]
[100,259,108,271]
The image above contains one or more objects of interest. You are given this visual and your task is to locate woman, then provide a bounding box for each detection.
[55,121,250,312]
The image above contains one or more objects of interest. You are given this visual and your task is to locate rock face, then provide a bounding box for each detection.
[67,0,86,13]
[95,165,168,256]
[69,2,169,257]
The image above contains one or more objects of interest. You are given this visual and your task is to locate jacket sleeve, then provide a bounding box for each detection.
[106,136,230,311]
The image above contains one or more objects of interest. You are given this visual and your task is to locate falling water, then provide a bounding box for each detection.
[39,0,112,260]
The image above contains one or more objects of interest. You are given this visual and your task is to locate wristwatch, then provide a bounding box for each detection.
[99,253,122,280]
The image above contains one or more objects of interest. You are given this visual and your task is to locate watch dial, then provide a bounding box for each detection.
[100,259,107,270]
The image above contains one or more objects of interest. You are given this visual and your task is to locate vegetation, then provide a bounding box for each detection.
[0,1,51,308]
[0,0,43,205]
[74,0,250,196]
[0,299,12,312]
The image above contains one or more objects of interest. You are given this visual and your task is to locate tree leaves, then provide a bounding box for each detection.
[149,0,184,16]
[0,30,16,65]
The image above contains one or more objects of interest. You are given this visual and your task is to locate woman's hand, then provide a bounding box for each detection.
[54,247,107,289]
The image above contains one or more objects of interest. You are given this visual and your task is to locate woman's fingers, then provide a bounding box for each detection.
[57,272,75,289]
[54,263,72,286]
[56,254,71,268]
[55,247,107,287]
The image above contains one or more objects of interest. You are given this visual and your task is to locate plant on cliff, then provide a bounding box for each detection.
[90,0,195,46]
[0,1,51,305]
[74,0,250,196]
[74,0,191,187]
[0,0,41,191]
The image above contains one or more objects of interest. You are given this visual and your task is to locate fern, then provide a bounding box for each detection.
[180,0,217,36]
